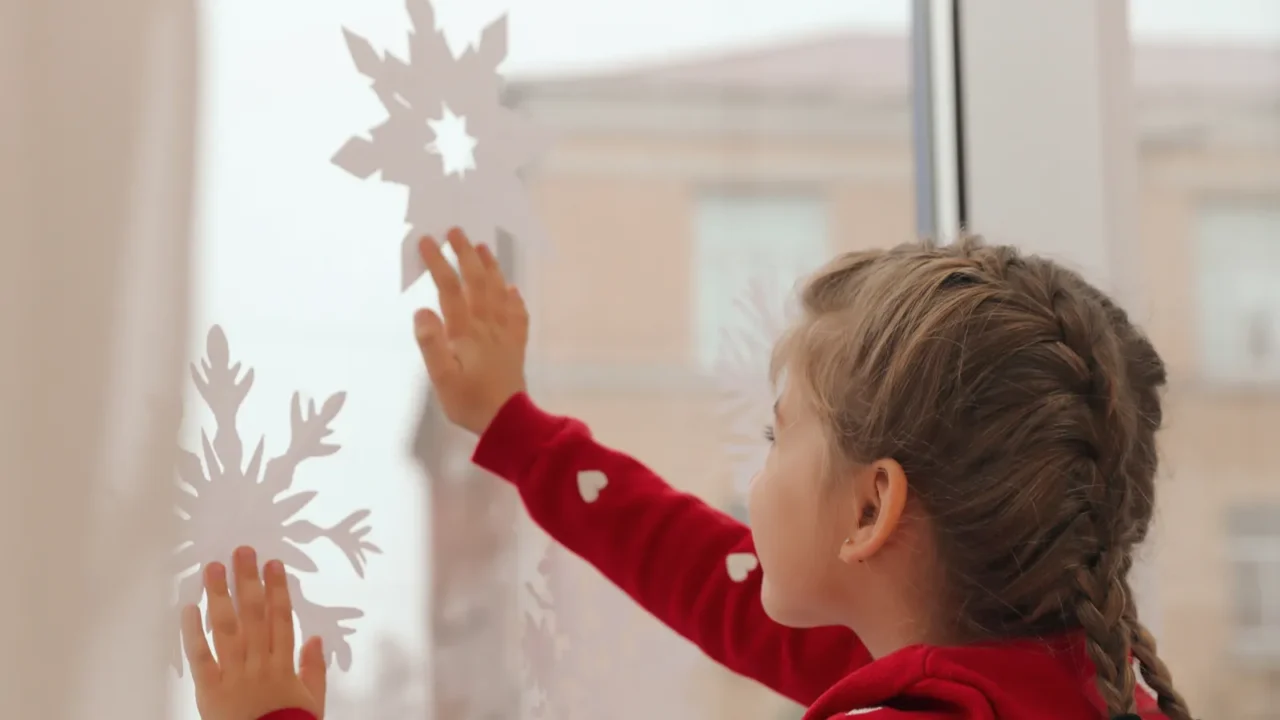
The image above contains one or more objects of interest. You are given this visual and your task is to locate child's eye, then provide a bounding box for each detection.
[762,424,776,443]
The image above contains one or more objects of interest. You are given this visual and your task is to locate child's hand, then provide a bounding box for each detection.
[182,547,326,720]
[414,228,529,435]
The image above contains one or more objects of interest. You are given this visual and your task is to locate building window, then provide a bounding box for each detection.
[1194,204,1280,385]
[693,193,829,370]
[1228,505,1280,662]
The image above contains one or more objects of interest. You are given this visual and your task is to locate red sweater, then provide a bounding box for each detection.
[260,393,1167,720]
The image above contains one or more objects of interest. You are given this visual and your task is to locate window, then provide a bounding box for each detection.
[1194,204,1280,385]
[1228,505,1280,661]
[185,3,916,719]
[20,0,1279,717]
[693,194,830,370]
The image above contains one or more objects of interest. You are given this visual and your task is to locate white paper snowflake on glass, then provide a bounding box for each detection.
[333,0,550,291]
[522,547,568,719]
[326,636,425,720]
[715,277,796,501]
[173,326,380,672]
[522,543,679,720]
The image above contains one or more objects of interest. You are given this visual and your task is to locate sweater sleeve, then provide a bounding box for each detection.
[472,392,872,706]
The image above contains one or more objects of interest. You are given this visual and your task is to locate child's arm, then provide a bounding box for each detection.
[474,392,872,706]
[412,230,870,705]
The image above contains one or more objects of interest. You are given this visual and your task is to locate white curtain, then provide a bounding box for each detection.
[0,0,199,717]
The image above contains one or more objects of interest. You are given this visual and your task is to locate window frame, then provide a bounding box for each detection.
[911,0,966,241]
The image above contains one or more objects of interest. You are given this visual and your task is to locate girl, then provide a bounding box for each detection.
[185,229,1193,719]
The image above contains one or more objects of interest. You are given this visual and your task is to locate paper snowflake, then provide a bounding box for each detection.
[522,544,665,720]
[715,277,796,500]
[522,548,567,718]
[333,0,549,291]
[173,326,380,672]
[326,636,424,720]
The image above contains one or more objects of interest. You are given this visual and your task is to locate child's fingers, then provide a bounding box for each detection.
[475,241,500,274]
[232,546,268,668]
[419,235,469,338]
[507,286,529,345]
[180,603,218,685]
[298,636,327,711]
[447,228,492,322]
[475,244,509,324]
[414,309,460,383]
[204,562,245,676]
[263,560,296,667]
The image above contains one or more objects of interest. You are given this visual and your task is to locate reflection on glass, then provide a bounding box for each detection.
[693,194,829,370]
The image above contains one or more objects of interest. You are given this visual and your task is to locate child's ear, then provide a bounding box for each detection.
[838,459,908,564]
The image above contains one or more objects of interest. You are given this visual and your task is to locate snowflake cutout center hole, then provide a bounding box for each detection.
[426,103,478,178]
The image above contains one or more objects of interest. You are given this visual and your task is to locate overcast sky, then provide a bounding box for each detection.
[400,0,1280,74]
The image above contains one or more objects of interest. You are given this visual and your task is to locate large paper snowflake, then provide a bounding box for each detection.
[173,326,380,672]
[522,544,675,720]
[333,0,549,291]
[715,277,795,501]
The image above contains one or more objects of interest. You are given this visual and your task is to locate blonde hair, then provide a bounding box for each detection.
[772,237,1192,720]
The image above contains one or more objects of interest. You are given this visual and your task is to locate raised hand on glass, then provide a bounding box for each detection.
[414,228,529,435]
[182,546,327,720]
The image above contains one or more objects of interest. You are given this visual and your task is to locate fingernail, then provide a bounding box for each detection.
[208,562,225,582]
[236,546,256,565]
[266,560,284,577]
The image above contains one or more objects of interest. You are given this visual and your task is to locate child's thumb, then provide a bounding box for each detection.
[414,309,458,382]
[298,636,327,707]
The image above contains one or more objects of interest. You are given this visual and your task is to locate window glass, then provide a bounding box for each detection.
[183,1,916,718]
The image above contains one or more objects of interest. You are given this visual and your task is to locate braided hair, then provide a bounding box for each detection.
[773,236,1194,719]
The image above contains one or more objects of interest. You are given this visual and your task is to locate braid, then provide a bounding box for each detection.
[1013,256,1178,719]
[1075,552,1139,716]
[1074,279,1196,719]
[1047,280,1154,719]
[1130,611,1195,720]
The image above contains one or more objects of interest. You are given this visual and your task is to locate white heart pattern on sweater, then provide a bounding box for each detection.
[576,470,608,503]
[725,552,759,582]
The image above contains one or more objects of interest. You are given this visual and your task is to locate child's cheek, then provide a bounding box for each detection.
[746,469,772,528]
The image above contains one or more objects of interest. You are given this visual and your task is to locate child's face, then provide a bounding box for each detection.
[746,372,858,628]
